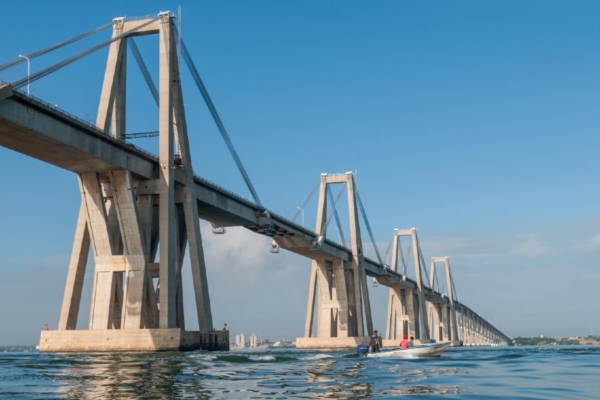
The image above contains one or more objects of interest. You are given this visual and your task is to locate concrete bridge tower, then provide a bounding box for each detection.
[39,14,226,352]
[428,257,461,345]
[297,172,373,348]
[385,228,430,343]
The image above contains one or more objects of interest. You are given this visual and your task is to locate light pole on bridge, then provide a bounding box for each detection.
[18,55,30,96]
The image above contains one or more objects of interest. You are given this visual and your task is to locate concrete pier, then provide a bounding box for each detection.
[39,329,229,352]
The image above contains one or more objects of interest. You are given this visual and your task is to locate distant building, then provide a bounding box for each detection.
[235,333,246,348]
[250,334,257,348]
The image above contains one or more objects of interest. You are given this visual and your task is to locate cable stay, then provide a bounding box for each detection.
[416,237,431,288]
[431,266,447,294]
[401,238,408,276]
[129,38,159,105]
[320,185,346,237]
[178,37,264,210]
[327,186,347,247]
[354,186,384,266]
[0,21,113,73]
[291,181,319,225]
[450,272,459,302]
[384,236,394,267]
[439,276,448,297]
[403,239,411,277]
[11,17,160,90]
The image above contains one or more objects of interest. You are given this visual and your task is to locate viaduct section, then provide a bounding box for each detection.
[0,14,511,351]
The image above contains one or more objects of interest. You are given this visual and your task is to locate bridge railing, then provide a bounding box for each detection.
[14,88,165,163]
[193,173,260,209]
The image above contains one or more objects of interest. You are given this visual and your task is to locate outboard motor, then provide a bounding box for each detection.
[357,345,370,356]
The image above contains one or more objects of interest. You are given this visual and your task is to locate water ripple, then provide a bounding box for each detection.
[1,346,600,399]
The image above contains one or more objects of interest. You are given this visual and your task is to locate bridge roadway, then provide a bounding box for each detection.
[0,86,500,335]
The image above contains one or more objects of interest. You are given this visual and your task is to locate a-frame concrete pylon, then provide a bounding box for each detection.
[427,258,448,342]
[297,172,373,348]
[385,228,430,343]
[429,257,461,345]
[40,14,226,352]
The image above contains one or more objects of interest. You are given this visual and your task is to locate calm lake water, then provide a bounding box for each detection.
[1,345,599,399]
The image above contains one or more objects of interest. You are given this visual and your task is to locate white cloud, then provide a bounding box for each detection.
[421,235,502,259]
[201,223,275,281]
[576,234,600,253]
[510,233,548,259]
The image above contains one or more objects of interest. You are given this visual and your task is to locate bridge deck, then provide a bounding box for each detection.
[0,89,501,335]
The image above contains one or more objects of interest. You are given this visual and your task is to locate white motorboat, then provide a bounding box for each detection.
[364,342,451,359]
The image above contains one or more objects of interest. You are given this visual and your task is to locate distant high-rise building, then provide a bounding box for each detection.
[250,334,257,347]
[235,333,246,348]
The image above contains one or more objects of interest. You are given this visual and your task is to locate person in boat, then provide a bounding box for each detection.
[409,336,415,347]
[370,330,382,352]
[400,334,410,349]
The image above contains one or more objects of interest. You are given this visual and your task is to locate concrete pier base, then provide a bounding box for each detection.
[295,337,369,349]
[39,329,229,352]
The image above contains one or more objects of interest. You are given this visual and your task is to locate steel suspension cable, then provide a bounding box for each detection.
[0,21,113,73]
[292,181,319,225]
[179,39,264,209]
[355,188,384,265]
[451,274,459,301]
[11,17,159,89]
[417,239,432,288]
[439,276,447,297]
[321,185,346,237]
[384,236,394,266]
[327,186,347,247]
[399,237,408,275]
[129,38,159,105]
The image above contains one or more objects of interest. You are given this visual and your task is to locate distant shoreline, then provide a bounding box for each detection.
[512,336,600,346]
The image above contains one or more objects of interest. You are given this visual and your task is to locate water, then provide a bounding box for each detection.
[1,346,599,399]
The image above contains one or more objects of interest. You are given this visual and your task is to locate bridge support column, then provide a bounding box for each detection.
[305,259,355,338]
[58,203,90,330]
[429,257,461,345]
[385,229,429,344]
[386,287,418,343]
[41,14,221,352]
[297,172,372,349]
[429,302,449,342]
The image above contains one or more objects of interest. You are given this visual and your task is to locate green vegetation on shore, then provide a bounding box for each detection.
[512,336,600,346]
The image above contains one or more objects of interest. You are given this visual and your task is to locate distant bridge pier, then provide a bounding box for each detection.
[384,229,430,345]
[296,172,373,349]
[429,257,461,346]
[39,14,226,352]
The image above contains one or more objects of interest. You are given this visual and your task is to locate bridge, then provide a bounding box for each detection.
[0,13,510,351]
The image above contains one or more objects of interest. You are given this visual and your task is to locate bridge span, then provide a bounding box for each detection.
[0,13,510,351]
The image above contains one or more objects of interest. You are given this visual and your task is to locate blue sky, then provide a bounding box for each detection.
[2,0,600,344]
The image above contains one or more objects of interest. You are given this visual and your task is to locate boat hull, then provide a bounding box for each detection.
[366,342,450,359]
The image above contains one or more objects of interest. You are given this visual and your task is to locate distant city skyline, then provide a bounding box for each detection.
[2,1,600,345]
